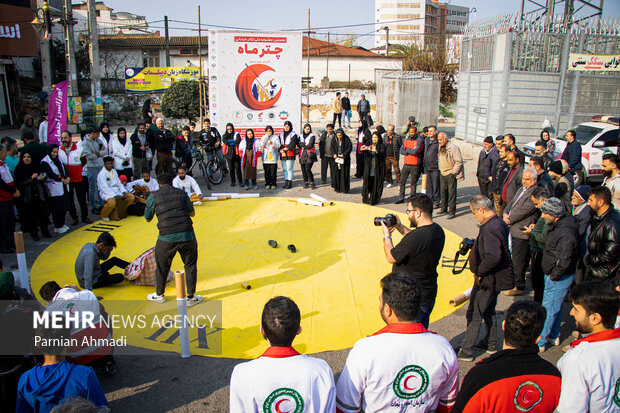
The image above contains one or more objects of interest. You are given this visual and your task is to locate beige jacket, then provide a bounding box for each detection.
[439,141,464,180]
[333,98,342,114]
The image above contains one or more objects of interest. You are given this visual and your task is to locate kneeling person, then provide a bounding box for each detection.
[336,272,458,412]
[452,301,561,412]
[173,165,203,204]
[75,232,128,290]
[129,169,159,204]
[97,156,135,221]
[229,296,335,412]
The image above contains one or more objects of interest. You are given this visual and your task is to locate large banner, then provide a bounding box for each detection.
[0,0,38,57]
[47,81,68,146]
[569,54,620,71]
[209,31,302,137]
[125,67,200,93]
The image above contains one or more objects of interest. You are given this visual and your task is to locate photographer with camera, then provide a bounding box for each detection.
[457,196,514,362]
[380,194,445,328]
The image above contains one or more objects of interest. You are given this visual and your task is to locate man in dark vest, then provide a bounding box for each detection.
[145,172,201,306]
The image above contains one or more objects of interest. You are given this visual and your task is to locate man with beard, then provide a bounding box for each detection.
[380,194,445,328]
[584,186,620,281]
[602,153,620,210]
[556,281,620,412]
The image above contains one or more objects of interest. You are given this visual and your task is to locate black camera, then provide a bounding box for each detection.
[374,213,397,227]
[453,238,474,274]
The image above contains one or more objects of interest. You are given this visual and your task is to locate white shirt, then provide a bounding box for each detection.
[556,331,620,413]
[230,346,335,413]
[604,173,620,211]
[38,120,48,144]
[127,177,159,193]
[173,175,201,197]
[112,137,133,170]
[97,167,126,201]
[336,323,459,413]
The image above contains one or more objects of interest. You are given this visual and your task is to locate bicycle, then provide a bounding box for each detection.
[203,146,226,185]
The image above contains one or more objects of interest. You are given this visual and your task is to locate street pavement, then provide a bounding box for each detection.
[1,127,575,412]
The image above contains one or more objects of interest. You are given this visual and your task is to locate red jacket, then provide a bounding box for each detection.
[0,161,15,201]
[59,142,84,183]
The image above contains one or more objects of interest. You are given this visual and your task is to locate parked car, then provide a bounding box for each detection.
[523,115,619,184]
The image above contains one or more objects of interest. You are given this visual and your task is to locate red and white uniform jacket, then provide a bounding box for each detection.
[556,328,620,413]
[59,142,84,183]
[238,137,262,168]
[0,160,15,201]
[229,346,336,413]
[336,323,458,413]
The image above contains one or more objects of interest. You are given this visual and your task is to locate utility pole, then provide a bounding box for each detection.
[164,16,170,67]
[384,26,389,56]
[63,0,78,97]
[304,9,315,125]
[43,1,56,84]
[87,0,102,124]
[198,5,203,127]
[326,32,329,80]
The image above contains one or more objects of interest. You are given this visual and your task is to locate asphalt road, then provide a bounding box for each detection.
[2,136,573,412]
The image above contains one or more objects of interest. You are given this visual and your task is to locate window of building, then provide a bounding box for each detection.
[143,50,160,67]
[179,48,197,55]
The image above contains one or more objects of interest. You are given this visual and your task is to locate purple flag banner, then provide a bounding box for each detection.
[47,81,68,146]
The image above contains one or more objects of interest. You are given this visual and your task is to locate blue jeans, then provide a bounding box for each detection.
[281,159,294,181]
[538,273,575,347]
[417,296,436,329]
[343,110,351,127]
[87,167,103,209]
[206,148,225,167]
[243,179,257,187]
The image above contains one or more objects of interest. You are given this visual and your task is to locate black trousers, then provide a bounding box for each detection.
[264,163,277,187]
[91,257,129,289]
[530,250,545,303]
[399,164,421,200]
[69,181,89,220]
[0,201,15,250]
[439,173,457,215]
[321,157,335,184]
[512,238,531,291]
[301,162,314,183]
[226,156,243,185]
[359,112,369,123]
[426,169,440,206]
[52,211,67,229]
[478,179,492,200]
[154,237,198,296]
[332,113,342,128]
[461,283,499,353]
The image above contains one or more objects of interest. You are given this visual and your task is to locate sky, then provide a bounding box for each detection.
[101,0,620,49]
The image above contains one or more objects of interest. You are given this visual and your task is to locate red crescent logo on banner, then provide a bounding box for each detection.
[235,64,282,110]
[275,398,293,413]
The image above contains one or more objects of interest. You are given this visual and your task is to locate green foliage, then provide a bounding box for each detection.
[161,81,200,121]
[439,105,454,118]
[328,80,376,91]
[393,43,457,104]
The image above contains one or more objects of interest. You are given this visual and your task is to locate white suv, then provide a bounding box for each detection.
[523,116,619,184]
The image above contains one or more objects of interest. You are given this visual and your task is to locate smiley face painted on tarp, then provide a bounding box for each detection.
[235,64,282,110]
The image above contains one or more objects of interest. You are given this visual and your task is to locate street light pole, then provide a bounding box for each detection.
[198,5,203,127]
[43,1,56,85]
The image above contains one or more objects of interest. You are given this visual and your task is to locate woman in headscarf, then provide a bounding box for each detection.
[354,119,372,179]
[14,151,51,240]
[112,127,133,180]
[361,131,387,205]
[238,129,261,190]
[260,125,280,189]
[19,115,38,142]
[375,124,386,136]
[331,128,352,193]
[40,144,70,234]
[540,129,555,155]
[298,123,318,189]
[99,121,113,157]
[222,123,243,187]
[278,120,298,189]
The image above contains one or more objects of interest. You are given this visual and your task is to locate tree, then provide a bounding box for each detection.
[161,80,200,121]
[393,43,457,104]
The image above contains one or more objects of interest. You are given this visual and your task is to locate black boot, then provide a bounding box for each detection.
[311,181,316,189]
[303,182,309,189]
[288,180,293,189]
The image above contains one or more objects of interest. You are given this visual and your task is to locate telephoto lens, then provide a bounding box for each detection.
[374,214,397,227]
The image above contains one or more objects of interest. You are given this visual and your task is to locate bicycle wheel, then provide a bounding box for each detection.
[207,159,224,185]
[198,161,211,190]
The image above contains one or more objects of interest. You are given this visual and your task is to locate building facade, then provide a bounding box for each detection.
[72,1,149,41]
[374,0,468,50]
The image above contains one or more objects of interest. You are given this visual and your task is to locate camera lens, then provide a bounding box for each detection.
[373,217,385,226]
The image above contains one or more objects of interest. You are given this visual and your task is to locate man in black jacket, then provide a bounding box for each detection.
[458,196,514,361]
[356,94,370,124]
[501,151,523,207]
[148,118,175,175]
[529,156,554,194]
[145,172,201,306]
[200,118,227,174]
[383,125,402,188]
[548,160,574,215]
[477,136,499,200]
[561,130,584,185]
[585,186,620,281]
[424,126,440,208]
[341,92,351,128]
[319,124,336,185]
[452,301,561,413]
[572,185,592,284]
[130,123,150,177]
[537,197,579,351]
[491,144,510,216]
[504,134,525,165]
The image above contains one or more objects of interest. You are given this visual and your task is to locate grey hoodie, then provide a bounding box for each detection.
[82,136,105,169]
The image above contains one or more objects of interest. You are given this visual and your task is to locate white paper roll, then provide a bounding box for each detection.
[449,287,473,307]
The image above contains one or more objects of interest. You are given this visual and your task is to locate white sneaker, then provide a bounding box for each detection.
[61,225,69,231]
[193,201,203,206]
[147,292,165,303]
[55,226,69,234]
[386,183,393,188]
[186,295,203,307]
[102,217,110,222]
[548,337,560,347]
